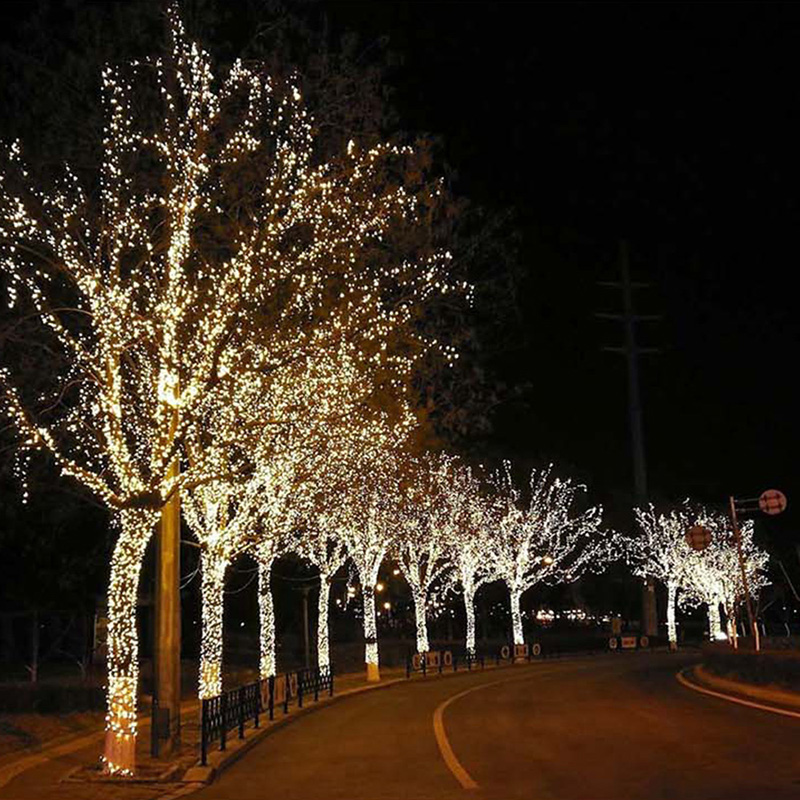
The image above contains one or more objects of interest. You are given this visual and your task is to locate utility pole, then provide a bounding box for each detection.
[153,11,182,758]
[597,240,661,637]
[301,585,312,669]
[153,417,181,756]
[728,496,759,652]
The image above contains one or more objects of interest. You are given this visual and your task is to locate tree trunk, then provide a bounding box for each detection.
[510,587,524,646]
[103,509,156,776]
[199,552,226,699]
[666,581,678,650]
[413,589,429,653]
[317,573,331,670]
[257,557,276,679]
[707,598,724,641]
[362,585,380,681]
[725,603,738,649]
[464,586,477,655]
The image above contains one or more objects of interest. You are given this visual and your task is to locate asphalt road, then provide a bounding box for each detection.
[193,652,800,800]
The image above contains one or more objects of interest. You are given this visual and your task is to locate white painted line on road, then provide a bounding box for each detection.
[676,668,800,720]
[433,661,609,791]
[433,680,502,790]
[433,669,560,791]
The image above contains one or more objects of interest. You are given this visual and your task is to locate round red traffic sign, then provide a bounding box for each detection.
[685,525,712,551]
[759,489,787,515]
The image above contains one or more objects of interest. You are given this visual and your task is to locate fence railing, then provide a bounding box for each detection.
[406,635,647,678]
[405,649,485,677]
[200,665,334,765]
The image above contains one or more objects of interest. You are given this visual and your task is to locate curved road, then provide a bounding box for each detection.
[193,652,800,800]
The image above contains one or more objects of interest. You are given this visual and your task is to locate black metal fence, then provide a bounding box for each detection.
[200,665,334,765]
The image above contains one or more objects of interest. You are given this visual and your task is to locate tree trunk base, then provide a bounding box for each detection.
[366,662,381,682]
[103,729,135,775]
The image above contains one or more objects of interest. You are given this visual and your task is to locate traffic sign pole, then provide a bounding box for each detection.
[729,496,760,653]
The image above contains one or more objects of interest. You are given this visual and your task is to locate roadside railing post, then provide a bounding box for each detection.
[200,698,208,766]
[298,671,304,708]
[268,675,275,721]
[220,692,227,752]
[314,667,319,702]
[238,686,245,739]
[283,674,289,715]
[330,666,334,696]
[254,682,260,729]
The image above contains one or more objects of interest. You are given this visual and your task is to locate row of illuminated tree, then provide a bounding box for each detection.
[626,504,769,649]
[190,452,614,694]
[0,6,771,776]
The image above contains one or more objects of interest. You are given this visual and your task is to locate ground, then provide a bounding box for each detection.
[193,652,800,800]
[3,652,800,799]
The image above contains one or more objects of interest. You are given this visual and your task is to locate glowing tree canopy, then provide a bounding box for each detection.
[392,453,460,654]
[436,459,497,655]
[326,447,403,682]
[679,508,769,644]
[629,504,696,649]
[0,5,463,774]
[491,463,609,646]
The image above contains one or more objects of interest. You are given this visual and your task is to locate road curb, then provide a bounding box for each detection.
[677,665,800,720]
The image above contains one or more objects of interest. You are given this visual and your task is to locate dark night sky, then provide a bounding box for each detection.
[321,2,800,544]
[1,1,798,546]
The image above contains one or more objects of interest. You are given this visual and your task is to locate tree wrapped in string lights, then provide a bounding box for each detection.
[326,448,404,682]
[0,5,464,773]
[438,459,497,655]
[679,509,769,645]
[629,504,696,649]
[297,510,349,673]
[491,463,608,646]
[392,453,461,654]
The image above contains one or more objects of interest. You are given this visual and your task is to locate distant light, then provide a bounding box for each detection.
[376,582,385,592]
[383,602,391,610]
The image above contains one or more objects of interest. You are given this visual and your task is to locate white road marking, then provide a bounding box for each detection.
[676,668,800,720]
[432,664,579,791]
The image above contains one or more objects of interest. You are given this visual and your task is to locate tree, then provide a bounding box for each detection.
[491,463,608,646]
[433,457,496,655]
[0,4,460,773]
[629,504,696,649]
[393,453,469,654]
[326,447,402,681]
[679,509,769,646]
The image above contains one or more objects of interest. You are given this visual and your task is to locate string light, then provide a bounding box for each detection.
[0,4,464,773]
[628,504,697,649]
[490,463,611,647]
[679,508,769,645]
